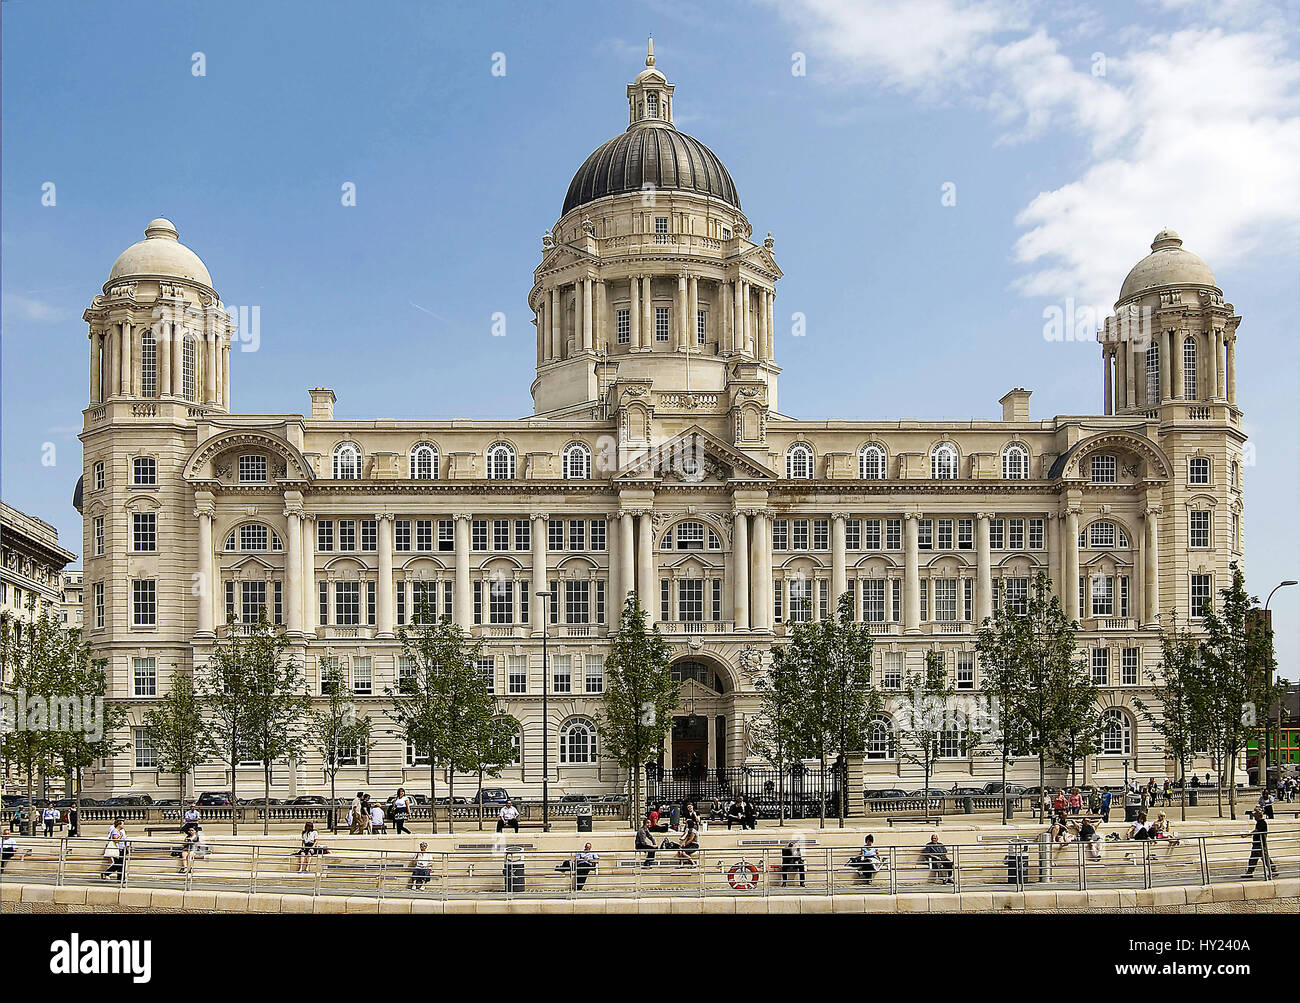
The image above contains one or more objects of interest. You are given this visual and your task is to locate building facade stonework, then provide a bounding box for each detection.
[75,46,1246,799]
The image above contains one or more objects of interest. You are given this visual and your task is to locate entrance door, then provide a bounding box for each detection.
[671,715,708,779]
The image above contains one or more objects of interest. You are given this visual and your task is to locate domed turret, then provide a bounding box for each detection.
[1117,228,1217,305]
[107,217,213,288]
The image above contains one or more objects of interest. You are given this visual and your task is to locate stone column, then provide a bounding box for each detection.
[688,275,699,348]
[118,321,132,397]
[1048,512,1062,603]
[1207,331,1219,399]
[1215,330,1226,400]
[831,514,847,607]
[976,512,993,623]
[535,308,545,366]
[629,276,641,349]
[550,288,561,360]
[1170,330,1183,399]
[1116,343,1128,410]
[1064,508,1081,622]
[90,333,101,403]
[618,511,635,614]
[676,274,688,351]
[637,511,655,617]
[377,514,395,637]
[204,332,217,403]
[158,323,171,398]
[642,277,653,349]
[1156,330,1170,403]
[454,513,472,627]
[903,514,920,633]
[1226,336,1236,404]
[750,511,769,631]
[734,281,746,356]
[196,501,215,635]
[767,289,776,359]
[531,513,548,635]
[284,504,303,634]
[758,290,769,360]
[1144,506,1160,625]
[172,327,185,397]
[582,277,594,351]
[1103,346,1113,414]
[596,279,607,351]
[303,516,317,634]
[723,280,734,354]
[733,509,750,630]
[221,342,230,407]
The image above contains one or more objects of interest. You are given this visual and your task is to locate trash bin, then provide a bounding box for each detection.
[1004,798,1014,821]
[1124,803,1139,822]
[963,796,974,814]
[1004,841,1029,884]
[503,852,525,893]
[576,806,593,833]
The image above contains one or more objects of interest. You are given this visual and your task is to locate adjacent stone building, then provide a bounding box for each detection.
[74,45,1246,799]
[0,501,78,636]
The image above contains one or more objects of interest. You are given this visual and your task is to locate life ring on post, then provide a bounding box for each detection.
[727,861,760,890]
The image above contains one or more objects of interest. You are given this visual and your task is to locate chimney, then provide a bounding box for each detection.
[999,388,1031,422]
[309,388,336,420]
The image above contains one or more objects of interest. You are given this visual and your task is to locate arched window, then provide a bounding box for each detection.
[1002,443,1029,480]
[660,521,720,551]
[1100,708,1132,756]
[931,443,958,480]
[224,524,283,552]
[1082,521,1129,549]
[140,328,157,397]
[858,444,886,480]
[486,442,516,480]
[786,443,813,480]
[646,92,659,119]
[1090,454,1117,483]
[182,334,197,401]
[1188,457,1210,485]
[865,715,895,760]
[562,442,591,480]
[1182,335,1197,398]
[333,443,360,479]
[409,442,438,480]
[1145,342,1160,403]
[559,719,597,764]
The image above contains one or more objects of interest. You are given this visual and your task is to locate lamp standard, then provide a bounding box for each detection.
[1261,581,1297,788]
[536,589,552,831]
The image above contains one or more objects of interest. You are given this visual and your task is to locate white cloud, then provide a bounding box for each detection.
[774,1,1300,307]
[2,294,68,323]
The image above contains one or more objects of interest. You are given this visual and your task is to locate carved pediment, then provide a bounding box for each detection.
[615,425,778,483]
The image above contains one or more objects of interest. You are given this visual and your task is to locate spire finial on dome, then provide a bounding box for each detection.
[1151,227,1182,251]
[144,217,179,241]
[646,35,655,67]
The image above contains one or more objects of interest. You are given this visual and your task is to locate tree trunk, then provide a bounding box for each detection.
[1227,753,1238,819]
[477,770,485,831]
[263,761,271,836]
[923,756,931,820]
[778,756,785,827]
[1037,753,1045,823]
[447,769,456,835]
[329,772,338,834]
[230,742,239,836]
[1216,745,1224,818]
[1001,750,1009,826]
[1179,756,1187,822]
[429,768,438,835]
[819,754,826,829]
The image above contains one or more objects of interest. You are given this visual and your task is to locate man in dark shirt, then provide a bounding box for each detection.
[1242,809,1273,879]
[922,833,953,883]
[635,820,657,868]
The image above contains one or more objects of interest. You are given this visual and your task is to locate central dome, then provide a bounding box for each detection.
[562,124,741,217]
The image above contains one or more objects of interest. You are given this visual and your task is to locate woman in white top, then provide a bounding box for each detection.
[296,822,319,872]
[370,803,387,834]
[408,841,433,889]
[392,788,412,835]
[101,819,128,882]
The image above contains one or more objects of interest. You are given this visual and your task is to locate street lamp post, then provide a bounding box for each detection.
[1261,581,1297,789]
[537,590,552,831]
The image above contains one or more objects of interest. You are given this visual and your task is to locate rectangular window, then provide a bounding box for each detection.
[989,519,1004,550]
[353,656,372,695]
[845,519,861,551]
[1008,519,1025,551]
[412,520,431,551]
[132,512,156,553]
[395,520,411,551]
[550,580,560,624]
[1091,648,1109,685]
[489,578,514,624]
[318,581,329,625]
[1121,648,1139,686]
[132,579,156,626]
[436,520,453,551]
[398,656,417,690]
[93,516,105,556]
[335,581,360,625]
[590,519,606,552]
[696,309,707,345]
[317,520,334,552]
[508,655,528,694]
[477,656,496,694]
[94,582,104,628]
[473,580,482,624]
[515,520,531,551]
[654,216,669,242]
[238,455,266,483]
[792,520,809,551]
[493,519,510,551]
[886,519,902,550]
[812,520,829,551]
[660,578,671,623]
[338,520,356,551]
[862,519,881,550]
[568,520,586,552]
[549,520,565,552]
[937,519,953,550]
[934,578,957,621]
[819,579,830,620]
[616,308,630,345]
[471,520,488,551]
[655,306,670,342]
[241,581,267,623]
[134,729,157,770]
[711,578,722,622]
[1028,519,1044,550]
[957,519,973,551]
[133,457,157,485]
[552,654,572,694]
[772,520,788,551]
[1090,575,1114,617]
[226,580,235,620]
[920,579,929,621]
[789,579,811,623]
[1119,575,1130,618]
[956,652,975,690]
[1189,510,1211,549]
[773,580,783,623]
[132,657,157,697]
[1190,574,1212,618]
[862,579,886,622]
[1189,457,1210,485]
[585,654,604,694]
[963,578,973,621]
[521,580,530,625]
[678,579,704,621]
[319,657,342,694]
[360,520,377,551]
[917,520,933,550]
[883,652,903,690]
[1003,577,1029,615]
[405,741,429,767]
[367,580,376,625]
[396,582,406,625]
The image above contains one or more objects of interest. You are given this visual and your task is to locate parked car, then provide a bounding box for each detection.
[864,789,907,800]
[599,794,626,803]
[559,794,590,803]
[432,797,469,805]
[289,795,328,806]
[195,791,234,806]
[951,787,985,796]
[473,788,510,805]
[908,788,950,799]
[983,782,1028,796]
[102,794,153,806]
[152,799,181,807]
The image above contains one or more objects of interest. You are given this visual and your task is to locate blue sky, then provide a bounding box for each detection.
[2,0,1296,674]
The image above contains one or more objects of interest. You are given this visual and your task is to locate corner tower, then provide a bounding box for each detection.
[529,40,782,434]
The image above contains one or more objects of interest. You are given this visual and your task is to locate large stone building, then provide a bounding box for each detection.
[0,501,78,637]
[74,45,1245,799]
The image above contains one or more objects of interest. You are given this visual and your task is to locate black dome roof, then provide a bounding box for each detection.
[562,125,741,216]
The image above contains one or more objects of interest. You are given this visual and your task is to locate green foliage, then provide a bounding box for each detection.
[893,650,973,815]
[142,671,210,801]
[308,666,373,825]
[1134,611,1201,820]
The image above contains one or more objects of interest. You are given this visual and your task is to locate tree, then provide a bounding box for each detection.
[142,670,210,803]
[462,713,518,830]
[308,663,373,833]
[752,645,809,825]
[975,598,1035,824]
[386,597,484,834]
[0,601,60,809]
[782,591,878,827]
[596,592,677,828]
[1134,611,1203,821]
[894,650,975,818]
[52,638,129,819]
[1198,563,1282,819]
[1050,653,1103,789]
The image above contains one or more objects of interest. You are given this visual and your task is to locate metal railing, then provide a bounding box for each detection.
[3,830,1292,902]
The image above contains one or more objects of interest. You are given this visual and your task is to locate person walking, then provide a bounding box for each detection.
[349,792,366,834]
[497,799,520,834]
[1242,809,1273,880]
[391,788,412,835]
[42,806,59,838]
[67,803,79,838]
[1099,788,1113,823]
[100,819,128,882]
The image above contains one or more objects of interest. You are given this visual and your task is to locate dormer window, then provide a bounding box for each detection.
[646,92,659,118]
[239,454,267,483]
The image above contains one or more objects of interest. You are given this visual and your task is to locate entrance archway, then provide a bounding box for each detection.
[662,657,735,779]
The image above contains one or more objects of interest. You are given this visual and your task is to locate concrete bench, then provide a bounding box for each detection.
[886,816,941,826]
